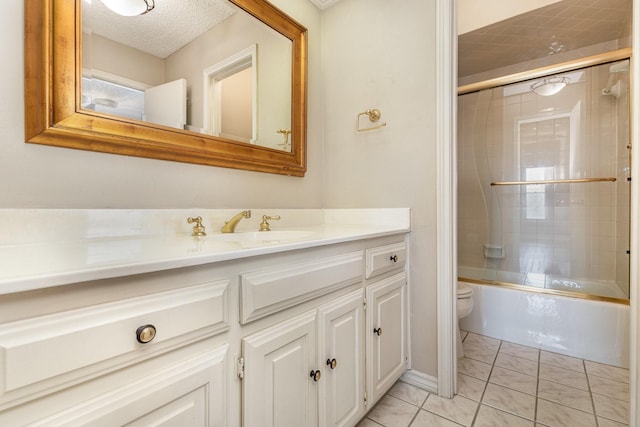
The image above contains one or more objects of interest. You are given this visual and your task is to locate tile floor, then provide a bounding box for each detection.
[358,331,630,427]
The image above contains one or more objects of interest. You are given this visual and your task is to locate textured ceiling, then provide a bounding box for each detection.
[307,0,342,9]
[458,0,632,78]
[84,0,236,58]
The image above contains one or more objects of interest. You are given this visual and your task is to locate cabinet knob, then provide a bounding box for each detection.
[310,370,322,382]
[390,255,398,262]
[326,358,337,369]
[136,324,157,344]
[373,327,382,336]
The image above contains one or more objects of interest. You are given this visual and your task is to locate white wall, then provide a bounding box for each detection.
[321,0,439,376]
[88,34,166,87]
[1,0,322,209]
[6,0,441,380]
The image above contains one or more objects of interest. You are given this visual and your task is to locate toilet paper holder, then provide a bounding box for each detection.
[356,109,387,132]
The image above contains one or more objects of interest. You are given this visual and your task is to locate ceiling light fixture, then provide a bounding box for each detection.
[99,0,155,16]
[530,76,570,96]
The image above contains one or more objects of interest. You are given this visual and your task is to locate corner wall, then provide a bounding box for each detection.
[320,0,439,377]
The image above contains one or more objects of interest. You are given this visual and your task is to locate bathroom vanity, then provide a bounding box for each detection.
[0,209,409,426]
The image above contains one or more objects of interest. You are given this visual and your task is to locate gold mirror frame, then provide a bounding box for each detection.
[24,0,308,176]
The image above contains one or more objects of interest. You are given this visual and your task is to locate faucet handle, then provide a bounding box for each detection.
[187,216,207,237]
[259,215,281,232]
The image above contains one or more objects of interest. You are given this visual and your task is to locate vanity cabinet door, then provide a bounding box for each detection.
[19,344,229,427]
[366,272,407,405]
[242,310,319,427]
[318,290,365,427]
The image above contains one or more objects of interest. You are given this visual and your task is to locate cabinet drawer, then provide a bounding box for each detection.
[365,242,407,279]
[0,280,229,401]
[240,251,363,324]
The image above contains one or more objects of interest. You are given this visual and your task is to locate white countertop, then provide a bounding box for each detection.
[0,209,410,294]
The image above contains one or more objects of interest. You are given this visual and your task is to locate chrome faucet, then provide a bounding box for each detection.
[221,210,251,233]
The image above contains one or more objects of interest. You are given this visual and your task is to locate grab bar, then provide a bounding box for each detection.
[490,177,617,186]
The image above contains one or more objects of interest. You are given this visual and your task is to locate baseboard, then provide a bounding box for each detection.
[400,369,438,394]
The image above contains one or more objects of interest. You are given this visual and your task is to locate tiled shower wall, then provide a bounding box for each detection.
[457,60,630,298]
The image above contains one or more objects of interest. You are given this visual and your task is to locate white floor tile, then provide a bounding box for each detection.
[597,416,630,427]
[423,394,478,426]
[536,399,597,427]
[585,360,630,384]
[482,383,536,420]
[463,333,501,352]
[540,351,584,373]
[489,366,537,395]
[498,341,539,362]
[458,357,493,381]
[387,381,429,407]
[367,395,420,427]
[494,352,538,377]
[592,393,630,424]
[474,404,534,427]
[537,379,593,413]
[457,373,486,401]
[538,363,589,391]
[410,409,463,427]
[357,417,385,427]
[368,333,630,427]
[589,375,630,401]
[463,341,499,364]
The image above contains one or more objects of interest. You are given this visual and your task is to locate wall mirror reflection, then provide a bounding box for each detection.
[24,0,307,176]
[82,0,292,151]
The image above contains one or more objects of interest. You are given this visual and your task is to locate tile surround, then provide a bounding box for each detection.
[358,332,630,427]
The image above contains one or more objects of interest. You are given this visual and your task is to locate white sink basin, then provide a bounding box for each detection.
[211,230,315,242]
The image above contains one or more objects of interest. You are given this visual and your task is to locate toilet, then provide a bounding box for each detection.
[456,282,474,359]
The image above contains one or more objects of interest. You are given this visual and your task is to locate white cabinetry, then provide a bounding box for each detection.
[242,310,319,427]
[0,234,408,426]
[31,344,228,426]
[242,290,366,427]
[240,239,407,427]
[365,242,408,406]
[0,278,232,426]
[366,273,407,405]
[318,290,366,427]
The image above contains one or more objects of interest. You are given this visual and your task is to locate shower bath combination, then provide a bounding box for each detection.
[456,55,632,367]
[457,57,631,303]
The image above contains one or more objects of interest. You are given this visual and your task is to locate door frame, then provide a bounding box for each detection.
[630,0,640,423]
[436,0,457,398]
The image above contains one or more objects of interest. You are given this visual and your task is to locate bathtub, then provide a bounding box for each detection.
[458,281,630,368]
[458,266,628,300]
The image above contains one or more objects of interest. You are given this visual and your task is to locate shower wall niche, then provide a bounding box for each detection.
[457,59,630,300]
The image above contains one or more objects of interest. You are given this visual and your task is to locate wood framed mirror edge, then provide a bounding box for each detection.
[24,0,308,177]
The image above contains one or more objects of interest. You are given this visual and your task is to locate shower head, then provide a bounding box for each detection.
[609,61,629,74]
[602,61,628,98]
[602,80,622,98]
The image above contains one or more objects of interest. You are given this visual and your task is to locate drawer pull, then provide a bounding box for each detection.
[327,358,337,369]
[136,324,157,344]
[389,255,398,262]
[310,369,322,382]
[373,327,382,336]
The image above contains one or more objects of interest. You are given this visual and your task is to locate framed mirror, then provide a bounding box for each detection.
[25,0,308,176]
